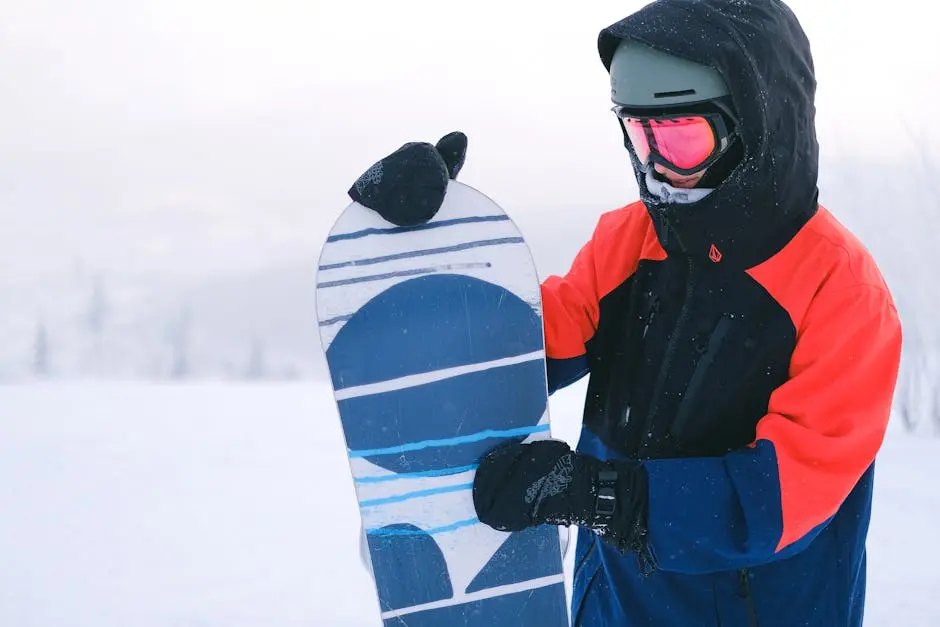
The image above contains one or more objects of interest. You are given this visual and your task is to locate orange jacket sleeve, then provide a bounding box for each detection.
[756,281,902,552]
[540,203,662,365]
[541,235,602,361]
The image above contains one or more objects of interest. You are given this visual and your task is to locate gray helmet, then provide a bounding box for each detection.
[610,38,730,109]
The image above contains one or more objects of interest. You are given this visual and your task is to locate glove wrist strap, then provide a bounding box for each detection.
[594,468,618,518]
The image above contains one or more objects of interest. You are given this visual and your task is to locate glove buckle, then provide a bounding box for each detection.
[594,469,618,517]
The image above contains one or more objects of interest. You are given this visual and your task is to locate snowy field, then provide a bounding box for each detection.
[0,380,937,626]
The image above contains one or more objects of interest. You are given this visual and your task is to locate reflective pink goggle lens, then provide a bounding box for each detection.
[623,116,718,171]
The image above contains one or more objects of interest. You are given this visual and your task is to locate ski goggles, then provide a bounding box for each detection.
[612,106,736,176]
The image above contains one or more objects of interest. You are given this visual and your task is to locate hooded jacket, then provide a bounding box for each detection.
[540,1,903,625]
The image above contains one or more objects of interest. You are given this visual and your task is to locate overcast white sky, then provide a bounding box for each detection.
[1,0,938,292]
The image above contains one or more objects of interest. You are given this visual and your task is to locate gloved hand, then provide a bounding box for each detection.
[472,439,649,553]
[348,131,468,227]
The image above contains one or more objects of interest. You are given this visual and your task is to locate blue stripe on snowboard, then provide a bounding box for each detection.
[317,237,524,271]
[317,312,355,326]
[355,464,479,484]
[326,215,509,242]
[317,262,491,290]
[360,482,474,508]
[348,424,549,458]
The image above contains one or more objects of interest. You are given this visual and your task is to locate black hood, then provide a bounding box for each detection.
[599,0,819,268]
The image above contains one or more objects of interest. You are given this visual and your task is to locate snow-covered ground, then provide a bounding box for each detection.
[0,380,936,626]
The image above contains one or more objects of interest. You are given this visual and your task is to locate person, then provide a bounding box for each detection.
[345,0,903,625]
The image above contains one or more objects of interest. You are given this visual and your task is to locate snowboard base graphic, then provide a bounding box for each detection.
[316,181,569,626]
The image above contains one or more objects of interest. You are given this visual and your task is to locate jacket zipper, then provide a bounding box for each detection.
[621,294,660,429]
[635,256,696,458]
[669,314,733,438]
[738,569,760,627]
[573,536,597,582]
[642,295,659,340]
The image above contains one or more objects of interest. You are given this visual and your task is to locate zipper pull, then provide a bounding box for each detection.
[641,295,659,340]
[658,208,671,247]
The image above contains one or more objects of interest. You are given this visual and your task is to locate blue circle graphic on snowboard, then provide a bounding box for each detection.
[326,273,547,473]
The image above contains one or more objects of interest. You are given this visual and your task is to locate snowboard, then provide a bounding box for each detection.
[315,180,570,627]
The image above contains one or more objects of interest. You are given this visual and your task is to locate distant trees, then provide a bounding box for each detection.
[896,349,940,436]
[245,336,266,380]
[86,275,108,338]
[166,304,192,379]
[32,319,49,377]
[20,298,305,383]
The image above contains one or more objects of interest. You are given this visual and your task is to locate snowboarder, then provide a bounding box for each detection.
[345,1,902,625]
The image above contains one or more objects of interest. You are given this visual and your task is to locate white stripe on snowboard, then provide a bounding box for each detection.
[333,350,545,401]
[379,573,566,620]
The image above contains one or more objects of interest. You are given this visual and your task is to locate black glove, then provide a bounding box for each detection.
[472,439,650,553]
[348,131,468,227]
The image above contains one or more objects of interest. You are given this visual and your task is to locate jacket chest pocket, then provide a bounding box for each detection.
[667,312,735,440]
[667,310,791,456]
